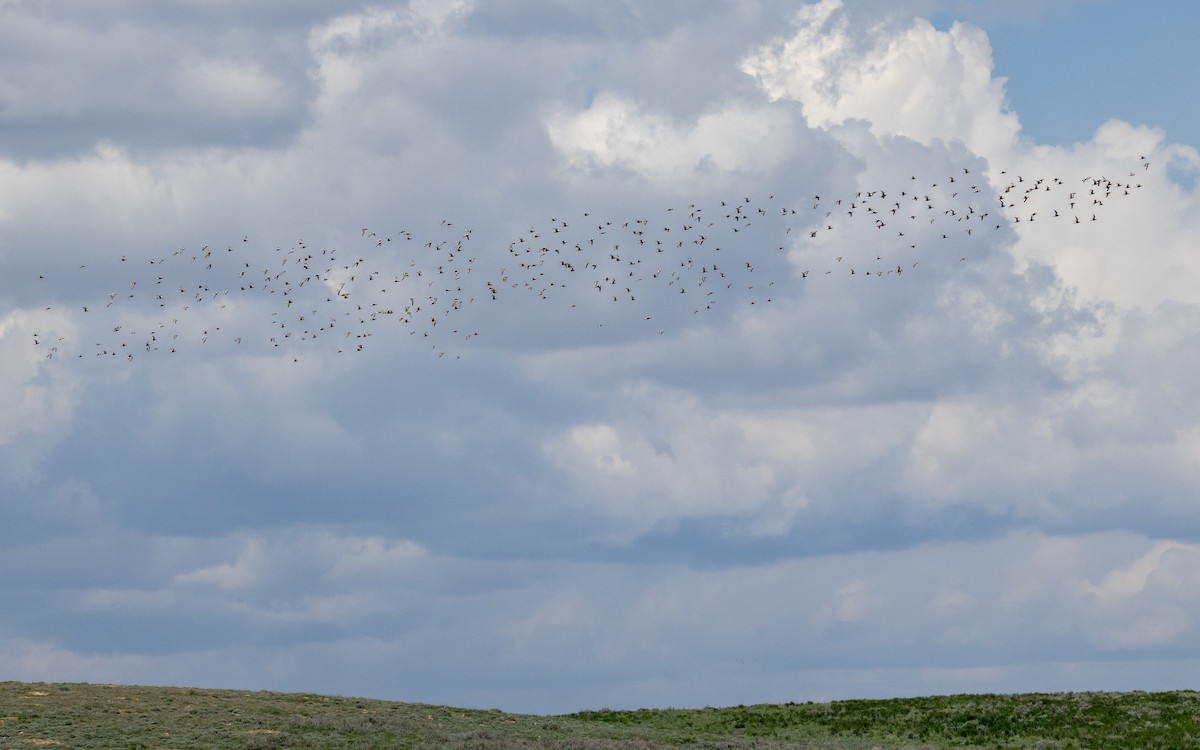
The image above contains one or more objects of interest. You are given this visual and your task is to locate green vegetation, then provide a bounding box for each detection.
[1,682,1197,749]
[570,691,1200,748]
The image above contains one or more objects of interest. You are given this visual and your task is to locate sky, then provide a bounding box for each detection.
[2,0,1199,715]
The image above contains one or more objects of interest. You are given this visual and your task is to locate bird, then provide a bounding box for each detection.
[34,158,1150,362]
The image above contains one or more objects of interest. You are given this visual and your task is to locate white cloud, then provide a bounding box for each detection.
[174,537,270,591]
[1,0,1199,714]
[545,383,891,539]
[740,0,1020,157]
[1000,123,1200,312]
[898,398,1072,512]
[173,529,429,595]
[0,308,83,480]
[321,535,428,582]
[1081,542,1200,649]
[175,59,296,122]
[547,93,806,187]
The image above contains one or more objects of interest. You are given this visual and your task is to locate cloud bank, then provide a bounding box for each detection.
[1,0,1198,713]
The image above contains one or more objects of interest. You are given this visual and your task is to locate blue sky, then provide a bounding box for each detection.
[1,0,1199,714]
[959,0,1200,147]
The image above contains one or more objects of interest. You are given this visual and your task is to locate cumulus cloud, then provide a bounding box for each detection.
[548,94,809,188]
[544,382,931,542]
[1,0,1198,714]
[740,0,1020,157]
[470,0,1198,585]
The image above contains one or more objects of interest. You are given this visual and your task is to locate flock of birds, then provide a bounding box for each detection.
[31,159,1150,363]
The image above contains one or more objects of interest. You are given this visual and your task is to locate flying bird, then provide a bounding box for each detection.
[33,159,1150,363]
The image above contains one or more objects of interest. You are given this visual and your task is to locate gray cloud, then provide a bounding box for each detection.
[0,0,1197,713]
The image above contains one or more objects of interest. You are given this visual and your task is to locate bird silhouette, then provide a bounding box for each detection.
[34,159,1151,363]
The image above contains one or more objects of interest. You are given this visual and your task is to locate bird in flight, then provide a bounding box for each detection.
[29,160,1151,363]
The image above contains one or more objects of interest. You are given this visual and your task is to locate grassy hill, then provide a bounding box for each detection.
[1,681,1197,749]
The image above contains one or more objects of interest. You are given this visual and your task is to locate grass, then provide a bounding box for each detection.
[1,682,1197,749]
